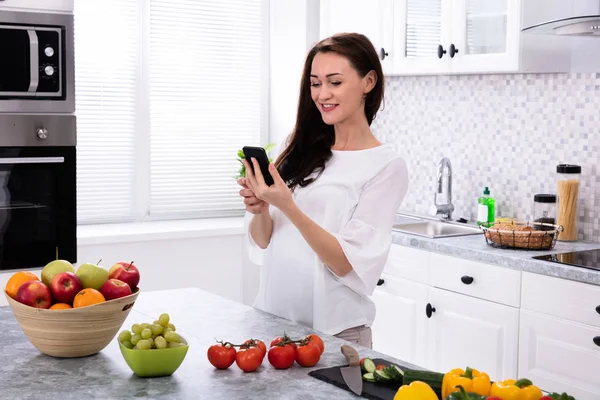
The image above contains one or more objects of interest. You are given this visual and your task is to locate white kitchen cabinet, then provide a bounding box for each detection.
[518,310,600,400]
[371,274,429,366]
[0,0,73,13]
[319,0,395,74]
[320,0,583,75]
[426,287,519,381]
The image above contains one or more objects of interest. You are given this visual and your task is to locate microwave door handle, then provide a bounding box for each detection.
[0,157,64,164]
[28,30,39,92]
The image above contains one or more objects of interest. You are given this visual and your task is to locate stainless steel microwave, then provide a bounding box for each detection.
[0,10,74,114]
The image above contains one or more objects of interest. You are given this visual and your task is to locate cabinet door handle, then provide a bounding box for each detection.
[379,48,389,61]
[596,305,600,315]
[594,336,600,347]
[377,278,385,286]
[449,43,459,58]
[437,45,446,59]
[461,275,474,285]
[426,303,436,318]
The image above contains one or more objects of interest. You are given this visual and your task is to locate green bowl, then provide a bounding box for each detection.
[118,338,189,377]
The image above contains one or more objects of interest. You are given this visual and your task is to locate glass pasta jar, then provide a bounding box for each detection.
[556,164,581,241]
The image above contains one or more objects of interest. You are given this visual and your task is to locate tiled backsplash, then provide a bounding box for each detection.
[372,73,600,242]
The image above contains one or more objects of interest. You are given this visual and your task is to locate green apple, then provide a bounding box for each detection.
[41,259,75,287]
[76,262,109,290]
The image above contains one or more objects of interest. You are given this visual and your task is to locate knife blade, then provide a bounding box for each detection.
[340,344,363,396]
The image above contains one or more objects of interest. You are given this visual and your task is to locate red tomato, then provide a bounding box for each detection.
[270,336,297,350]
[268,343,296,369]
[376,364,386,371]
[244,339,267,358]
[304,334,325,355]
[235,346,263,372]
[295,343,321,367]
[207,343,237,369]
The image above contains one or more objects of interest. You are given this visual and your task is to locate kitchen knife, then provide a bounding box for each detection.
[340,344,363,396]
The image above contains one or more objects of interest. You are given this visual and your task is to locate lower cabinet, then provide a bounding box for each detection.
[371,274,429,367]
[371,274,519,381]
[518,309,600,400]
[426,287,519,381]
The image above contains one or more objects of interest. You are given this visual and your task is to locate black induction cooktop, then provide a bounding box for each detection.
[533,249,600,271]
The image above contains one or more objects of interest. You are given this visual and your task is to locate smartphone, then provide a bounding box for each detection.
[242,146,274,186]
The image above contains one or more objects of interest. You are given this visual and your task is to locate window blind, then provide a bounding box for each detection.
[74,0,138,223]
[405,0,442,58]
[148,0,267,219]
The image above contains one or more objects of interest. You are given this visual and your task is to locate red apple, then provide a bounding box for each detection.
[16,281,53,309]
[108,261,140,290]
[100,278,132,301]
[50,271,83,305]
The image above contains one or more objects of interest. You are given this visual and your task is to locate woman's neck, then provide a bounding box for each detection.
[332,114,380,151]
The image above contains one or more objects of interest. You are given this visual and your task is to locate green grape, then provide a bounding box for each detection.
[121,341,134,349]
[154,336,167,349]
[150,324,164,336]
[130,334,142,345]
[147,337,154,348]
[167,323,176,332]
[131,324,143,334]
[118,330,132,342]
[164,331,181,343]
[168,342,184,348]
[141,323,151,330]
[136,339,152,350]
[141,328,152,339]
[153,320,160,325]
[164,327,174,334]
[158,313,170,327]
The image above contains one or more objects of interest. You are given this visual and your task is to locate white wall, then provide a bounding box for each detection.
[269,0,321,146]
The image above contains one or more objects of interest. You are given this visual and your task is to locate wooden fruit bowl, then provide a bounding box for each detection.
[4,288,140,358]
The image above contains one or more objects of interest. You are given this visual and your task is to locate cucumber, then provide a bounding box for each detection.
[360,358,376,374]
[373,369,392,383]
[402,369,444,399]
[385,364,404,384]
[362,372,376,383]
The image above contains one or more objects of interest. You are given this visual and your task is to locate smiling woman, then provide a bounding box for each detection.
[239,33,409,348]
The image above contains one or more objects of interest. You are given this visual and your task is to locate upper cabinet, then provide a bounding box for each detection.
[320,0,593,76]
[0,0,74,13]
[320,0,395,74]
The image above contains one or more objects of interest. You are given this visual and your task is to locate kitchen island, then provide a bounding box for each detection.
[1,288,421,400]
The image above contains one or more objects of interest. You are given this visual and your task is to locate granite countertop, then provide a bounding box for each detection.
[392,226,600,286]
[1,288,421,400]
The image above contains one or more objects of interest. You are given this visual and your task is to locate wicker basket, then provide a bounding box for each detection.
[4,288,139,358]
[480,221,563,250]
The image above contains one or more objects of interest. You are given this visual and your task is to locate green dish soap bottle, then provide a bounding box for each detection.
[476,187,495,226]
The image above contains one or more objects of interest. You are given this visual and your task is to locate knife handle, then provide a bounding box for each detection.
[341,345,360,366]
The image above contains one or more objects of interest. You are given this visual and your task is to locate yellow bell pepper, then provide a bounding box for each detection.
[490,378,543,400]
[393,381,438,400]
[442,366,491,398]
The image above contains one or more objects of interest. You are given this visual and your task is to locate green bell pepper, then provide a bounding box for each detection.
[444,385,487,400]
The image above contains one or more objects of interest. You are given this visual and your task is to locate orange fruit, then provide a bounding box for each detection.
[5,271,39,299]
[73,288,105,308]
[49,303,72,310]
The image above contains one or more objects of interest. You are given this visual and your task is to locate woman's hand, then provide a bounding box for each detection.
[242,158,294,214]
[237,177,269,214]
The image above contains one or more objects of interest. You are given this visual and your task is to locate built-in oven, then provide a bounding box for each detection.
[0,10,74,113]
[0,114,76,271]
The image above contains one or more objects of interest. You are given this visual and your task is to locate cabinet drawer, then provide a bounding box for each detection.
[521,272,600,328]
[384,245,430,284]
[429,252,521,307]
[518,310,600,400]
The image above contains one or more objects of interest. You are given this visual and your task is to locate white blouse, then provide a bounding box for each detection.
[245,142,409,335]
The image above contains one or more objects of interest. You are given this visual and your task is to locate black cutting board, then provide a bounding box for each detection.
[308,358,400,400]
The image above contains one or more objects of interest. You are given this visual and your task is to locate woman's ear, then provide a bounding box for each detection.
[363,70,377,95]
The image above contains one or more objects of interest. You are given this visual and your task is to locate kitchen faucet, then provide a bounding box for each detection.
[429,157,454,221]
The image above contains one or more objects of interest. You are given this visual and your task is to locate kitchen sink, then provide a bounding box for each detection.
[392,218,483,239]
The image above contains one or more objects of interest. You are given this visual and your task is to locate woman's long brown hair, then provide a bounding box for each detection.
[274,33,385,191]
